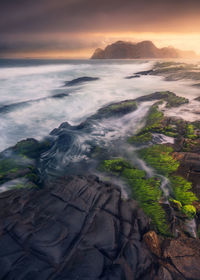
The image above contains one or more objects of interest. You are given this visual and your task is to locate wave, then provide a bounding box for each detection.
[0,59,200,151]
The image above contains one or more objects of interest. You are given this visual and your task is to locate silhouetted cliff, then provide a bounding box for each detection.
[91,40,197,59]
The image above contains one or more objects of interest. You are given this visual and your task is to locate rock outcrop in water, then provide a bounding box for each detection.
[64,76,99,86]
[91,41,197,59]
[135,61,200,82]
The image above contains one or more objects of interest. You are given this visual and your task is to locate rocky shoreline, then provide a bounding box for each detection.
[0,90,200,279]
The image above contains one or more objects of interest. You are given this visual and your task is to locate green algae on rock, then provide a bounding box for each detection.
[139,145,179,176]
[128,132,153,145]
[101,158,169,235]
[169,176,198,206]
[12,138,52,159]
[182,205,197,219]
[97,100,137,118]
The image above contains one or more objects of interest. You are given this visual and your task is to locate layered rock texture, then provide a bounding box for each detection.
[1,176,200,280]
[91,41,197,59]
[0,176,153,280]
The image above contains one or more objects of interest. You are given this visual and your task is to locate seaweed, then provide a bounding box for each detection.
[101,158,169,235]
[139,145,179,176]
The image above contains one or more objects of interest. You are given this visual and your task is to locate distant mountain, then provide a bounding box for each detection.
[91,40,197,59]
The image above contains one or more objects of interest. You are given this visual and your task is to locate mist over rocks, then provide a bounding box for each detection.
[91,40,197,59]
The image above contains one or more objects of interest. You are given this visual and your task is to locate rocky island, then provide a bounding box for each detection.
[91,40,198,59]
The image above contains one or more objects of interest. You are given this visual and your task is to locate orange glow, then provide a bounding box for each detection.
[2,49,92,59]
[2,32,200,59]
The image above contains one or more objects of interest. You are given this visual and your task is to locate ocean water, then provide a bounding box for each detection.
[0,58,200,152]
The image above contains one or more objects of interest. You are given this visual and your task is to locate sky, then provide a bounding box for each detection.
[0,0,200,58]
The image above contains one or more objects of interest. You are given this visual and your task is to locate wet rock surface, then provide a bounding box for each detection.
[0,175,154,280]
[0,176,200,279]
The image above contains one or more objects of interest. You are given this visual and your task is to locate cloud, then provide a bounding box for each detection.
[0,0,200,57]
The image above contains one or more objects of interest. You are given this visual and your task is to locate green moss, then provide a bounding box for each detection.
[0,159,24,181]
[182,139,200,152]
[98,101,137,118]
[170,198,182,207]
[164,94,189,108]
[108,101,137,111]
[169,198,182,210]
[13,138,52,159]
[185,124,197,139]
[146,104,164,127]
[15,183,38,189]
[182,205,196,219]
[0,159,20,173]
[102,158,169,235]
[128,132,153,144]
[169,176,198,205]
[101,158,132,175]
[139,104,177,137]
[139,145,179,176]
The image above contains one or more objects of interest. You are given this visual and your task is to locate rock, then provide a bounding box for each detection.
[143,231,161,257]
[125,74,140,79]
[135,91,189,108]
[91,48,105,59]
[51,93,69,98]
[91,40,197,59]
[64,76,99,86]
[194,96,200,101]
[163,237,200,279]
[0,175,154,280]
[137,61,200,81]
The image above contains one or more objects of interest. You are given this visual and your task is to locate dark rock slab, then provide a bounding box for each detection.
[135,70,154,76]
[194,96,200,102]
[51,93,69,98]
[64,76,99,86]
[125,74,140,79]
[0,93,69,114]
[193,83,200,88]
[0,175,155,280]
[0,172,200,279]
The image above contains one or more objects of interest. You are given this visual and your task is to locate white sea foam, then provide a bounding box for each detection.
[0,59,200,151]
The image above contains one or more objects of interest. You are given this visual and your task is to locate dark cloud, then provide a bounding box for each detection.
[0,0,200,56]
[1,0,200,33]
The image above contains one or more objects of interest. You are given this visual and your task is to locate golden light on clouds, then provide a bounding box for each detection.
[2,32,200,59]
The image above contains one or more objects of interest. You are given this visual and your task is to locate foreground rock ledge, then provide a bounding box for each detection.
[0,176,200,280]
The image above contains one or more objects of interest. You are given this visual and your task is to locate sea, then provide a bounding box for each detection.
[0,58,200,152]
